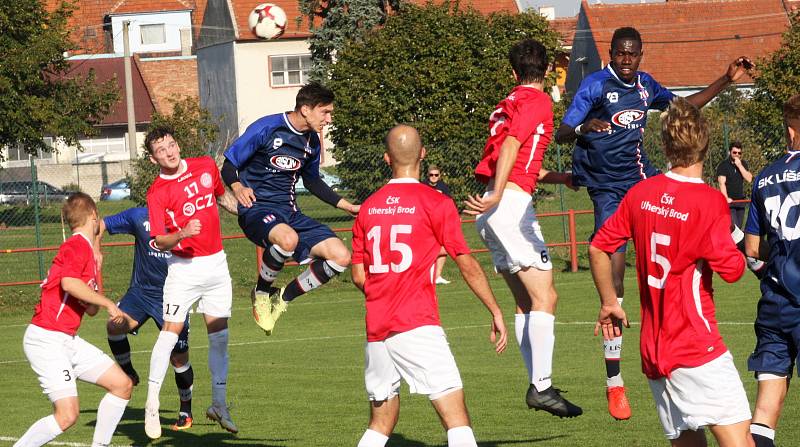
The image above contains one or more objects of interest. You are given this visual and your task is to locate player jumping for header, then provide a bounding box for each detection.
[222,82,359,335]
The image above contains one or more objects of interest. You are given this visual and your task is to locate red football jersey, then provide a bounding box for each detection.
[474,85,553,194]
[591,172,745,379]
[351,179,471,342]
[147,156,226,258]
[31,233,97,336]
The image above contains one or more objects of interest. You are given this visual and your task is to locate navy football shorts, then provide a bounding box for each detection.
[587,183,637,253]
[118,287,190,354]
[748,281,800,377]
[238,204,337,263]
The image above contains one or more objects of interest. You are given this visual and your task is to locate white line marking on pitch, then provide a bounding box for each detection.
[0,321,754,365]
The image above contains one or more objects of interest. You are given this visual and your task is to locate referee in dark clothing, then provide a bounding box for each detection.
[716,141,753,229]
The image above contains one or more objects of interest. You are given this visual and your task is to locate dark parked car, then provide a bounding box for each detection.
[0,181,70,205]
[100,179,131,201]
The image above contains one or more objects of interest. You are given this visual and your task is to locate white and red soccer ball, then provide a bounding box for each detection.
[249,3,287,39]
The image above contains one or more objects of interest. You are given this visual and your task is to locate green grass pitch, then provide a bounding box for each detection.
[0,187,797,446]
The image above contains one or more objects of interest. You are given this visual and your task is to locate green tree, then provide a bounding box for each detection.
[0,0,118,159]
[130,97,219,204]
[742,13,800,161]
[327,3,562,202]
[300,0,401,80]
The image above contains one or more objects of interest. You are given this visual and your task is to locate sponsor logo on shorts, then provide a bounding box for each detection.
[611,109,645,128]
[183,202,196,217]
[270,155,301,171]
[263,214,276,224]
[200,172,213,188]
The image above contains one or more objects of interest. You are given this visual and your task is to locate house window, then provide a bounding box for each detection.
[3,140,54,166]
[270,55,312,87]
[140,24,166,45]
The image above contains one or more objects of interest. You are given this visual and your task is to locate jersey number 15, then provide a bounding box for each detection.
[367,225,413,274]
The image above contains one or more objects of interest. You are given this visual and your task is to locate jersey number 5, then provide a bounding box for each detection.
[367,225,413,274]
[648,232,671,289]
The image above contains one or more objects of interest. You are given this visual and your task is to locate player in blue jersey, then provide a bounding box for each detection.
[554,26,753,420]
[100,207,195,431]
[221,82,360,335]
[743,94,800,447]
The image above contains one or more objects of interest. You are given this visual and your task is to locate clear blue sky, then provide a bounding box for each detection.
[519,0,665,17]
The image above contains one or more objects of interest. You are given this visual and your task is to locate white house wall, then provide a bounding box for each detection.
[233,39,310,132]
[110,11,192,55]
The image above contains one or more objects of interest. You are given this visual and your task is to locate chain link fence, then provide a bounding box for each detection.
[0,110,787,288]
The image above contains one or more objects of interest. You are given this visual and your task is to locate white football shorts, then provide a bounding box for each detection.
[163,250,232,323]
[648,351,751,440]
[23,324,115,402]
[364,325,463,401]
[476,188,552,273]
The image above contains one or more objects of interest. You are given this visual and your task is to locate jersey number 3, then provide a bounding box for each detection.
[367,225,413,274]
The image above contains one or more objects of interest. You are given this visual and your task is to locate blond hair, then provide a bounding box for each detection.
[62,192,97,230]
[661,97,709,168]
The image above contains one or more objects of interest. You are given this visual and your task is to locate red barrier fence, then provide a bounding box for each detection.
[0,208,595,289]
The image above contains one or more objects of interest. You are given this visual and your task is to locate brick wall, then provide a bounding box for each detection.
[136,57,199,115]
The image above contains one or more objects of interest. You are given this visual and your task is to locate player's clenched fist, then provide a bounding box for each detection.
[180,219,202,239]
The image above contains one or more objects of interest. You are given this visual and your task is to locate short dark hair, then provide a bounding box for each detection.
[509,39,548,84]
[729,141,742,151]
[784,94,800,130]
[295,82,335,111]
[611,27,642,50]
[144,125,176,154]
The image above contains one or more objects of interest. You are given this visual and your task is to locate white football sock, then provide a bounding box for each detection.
[92,393,129,447]
[357,429,389,447]
[13,415,62,447]
[208,329,229,406]
[530,311,554,391]
[514,313,533,382]
[750,424,775,440]
[147,331,179,407]
[447,426,477,447]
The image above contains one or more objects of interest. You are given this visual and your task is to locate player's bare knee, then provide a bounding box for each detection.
[106,319,128,336]
[54,404,79,430]
[332,250,351,267]
[273,232,299,252]
[170,351,189,368]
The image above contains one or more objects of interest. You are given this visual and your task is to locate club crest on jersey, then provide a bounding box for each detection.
[270,155,301,171]
[200,172,213,188]
[183,202,196,217]
[263,214,276,224]
[611,109,645,128]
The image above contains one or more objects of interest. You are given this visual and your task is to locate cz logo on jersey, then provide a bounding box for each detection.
[611,109,645,128]
[270,155,301,171]
[606,92,619,103]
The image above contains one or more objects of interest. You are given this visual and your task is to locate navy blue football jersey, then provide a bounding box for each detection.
[223,112,322,213]
[563,65,675,187]
[103,207,170,292]
[745,151,800,302]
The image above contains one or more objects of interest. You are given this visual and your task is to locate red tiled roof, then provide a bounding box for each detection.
[61,57,155,126]
[550,16,577,48]
[581,0,789,87]
[229,0,520,41]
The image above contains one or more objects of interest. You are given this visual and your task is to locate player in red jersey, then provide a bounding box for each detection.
[590,98,753,446]
[142,126,239,439]
[15,193,132,447]
[351,125,507,447]
[464,38,581,418]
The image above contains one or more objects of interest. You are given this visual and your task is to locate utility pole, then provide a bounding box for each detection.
[123,21,138,161]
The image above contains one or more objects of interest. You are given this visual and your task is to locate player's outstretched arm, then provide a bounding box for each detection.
[336,198,360,216]
[686,56,753,108]
[588,245,628,340]
[538,168,579,191]
[61,277,123,323]
[554,119,612,144]
[216,190,239,216]
[453,254,507,353]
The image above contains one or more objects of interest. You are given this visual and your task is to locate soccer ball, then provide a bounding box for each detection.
[248,3,287,39]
